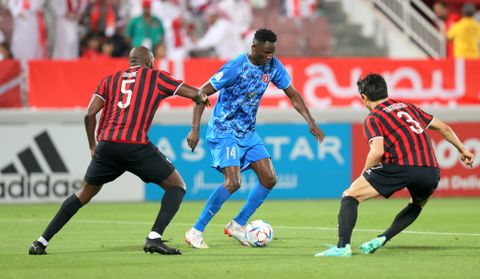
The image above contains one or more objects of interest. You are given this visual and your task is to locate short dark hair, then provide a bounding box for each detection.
[357,73,388,101]
[462,3,476,17]
[254,28,277,43]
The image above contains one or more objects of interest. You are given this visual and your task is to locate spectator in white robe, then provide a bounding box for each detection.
[217,0,254,53]
[188,5,243,59]
[217,0,252,36]
[9,0,47,61]
[49,0,87,59]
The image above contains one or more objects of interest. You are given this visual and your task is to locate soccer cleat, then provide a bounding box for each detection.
[359,236,386,255]
[224,220,249,246]
[314,244,352,257]
[185,227,209,249]
[29,241,47,255]
[143,238,182,255]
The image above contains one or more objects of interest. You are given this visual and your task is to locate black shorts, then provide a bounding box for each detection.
[84,141,175,186]
[363,164,440,203]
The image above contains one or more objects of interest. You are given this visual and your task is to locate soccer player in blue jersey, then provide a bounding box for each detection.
[184,28,325,248]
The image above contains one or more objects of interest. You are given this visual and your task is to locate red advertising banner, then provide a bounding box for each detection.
[28,58,480,108]
[0,60,22,108]
[352,123,480,197]
[28,58,223,108]
[28,59,127,108]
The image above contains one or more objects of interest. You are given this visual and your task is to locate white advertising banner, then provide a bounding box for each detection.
[0,125,143,203]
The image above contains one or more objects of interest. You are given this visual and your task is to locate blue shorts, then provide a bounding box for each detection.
[206,132,270,172]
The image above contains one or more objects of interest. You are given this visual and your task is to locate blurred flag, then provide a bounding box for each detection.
[0,60,22,108]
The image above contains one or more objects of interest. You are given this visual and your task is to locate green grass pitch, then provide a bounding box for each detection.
[1,198,479,278]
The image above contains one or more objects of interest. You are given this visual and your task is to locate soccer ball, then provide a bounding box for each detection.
[245,220,273,247]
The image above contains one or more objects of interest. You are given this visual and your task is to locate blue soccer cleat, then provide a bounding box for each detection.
[314,244,352,257]
[359,236,386,254]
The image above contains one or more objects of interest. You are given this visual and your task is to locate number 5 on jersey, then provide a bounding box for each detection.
[118,79,135,108]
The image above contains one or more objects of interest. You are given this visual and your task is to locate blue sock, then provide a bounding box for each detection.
[193,185,231,232]
[234,182,271,226]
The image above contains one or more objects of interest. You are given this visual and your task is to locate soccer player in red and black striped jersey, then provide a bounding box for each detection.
[316,73,474,257]
[29,46,210,256]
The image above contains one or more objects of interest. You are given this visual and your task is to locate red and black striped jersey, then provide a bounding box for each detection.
[94,66,182,144]
[363,99,438,168]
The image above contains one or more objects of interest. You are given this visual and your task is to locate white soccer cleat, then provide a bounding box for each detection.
[224,220,249,246]
[185,227,209,249]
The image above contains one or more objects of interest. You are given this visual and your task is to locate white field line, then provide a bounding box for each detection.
[1,218,480,237]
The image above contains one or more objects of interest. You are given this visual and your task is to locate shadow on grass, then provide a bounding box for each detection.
[48,245,302,258]
[19,243,480,257]
[40,245,144,255]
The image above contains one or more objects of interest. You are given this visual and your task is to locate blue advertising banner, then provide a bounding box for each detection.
[145,123,351,200]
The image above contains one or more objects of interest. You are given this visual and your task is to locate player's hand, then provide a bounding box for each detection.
[187,128,200,152]
[460,149,475,168]
[90,147,95,159]
[309,122,325,143]
[193,93,211,107]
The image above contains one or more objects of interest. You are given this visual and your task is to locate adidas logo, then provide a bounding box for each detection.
[2,131,69,174]
[0,131,82,200]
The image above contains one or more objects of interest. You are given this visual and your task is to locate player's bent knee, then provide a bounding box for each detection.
[224,180,241,193]
[177,183,187,192]
[413,199,428,208]
[342,190,363,202]
[172,184,186,193]
[261,175,277,189]
[161,170,186,190]
[76,182,101,205]
[173,177,187,190]
[342,190,352,198]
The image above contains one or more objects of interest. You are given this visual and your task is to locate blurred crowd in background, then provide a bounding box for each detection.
[430,0,480,59]
[0,0,322,62]
[0,0,479,62]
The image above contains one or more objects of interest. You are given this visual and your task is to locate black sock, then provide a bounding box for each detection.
[42,194,84,242]
[337,196,359,248]
[150,187,185,237]
[380,203,422,242]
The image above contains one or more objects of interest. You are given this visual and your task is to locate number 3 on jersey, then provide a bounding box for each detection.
[118,79,135,108]
[397,111,424,134]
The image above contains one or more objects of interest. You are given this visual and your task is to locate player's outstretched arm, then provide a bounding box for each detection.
[176,83,211,106]
[283,85,325,142]
[187,82,217,151]
[84,96,104,158]
[428,118,474,167]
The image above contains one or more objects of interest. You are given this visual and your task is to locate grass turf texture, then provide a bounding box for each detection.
[1,198,479,278]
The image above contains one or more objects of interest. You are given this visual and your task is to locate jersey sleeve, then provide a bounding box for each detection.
[209,58,240,91]
[93,77,108,101]
[363,115,384,142]
[271,59,292,90]
[412,104,434,128]
[157,70,183,97]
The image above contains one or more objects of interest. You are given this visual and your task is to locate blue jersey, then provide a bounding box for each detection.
[207,53,291,138]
